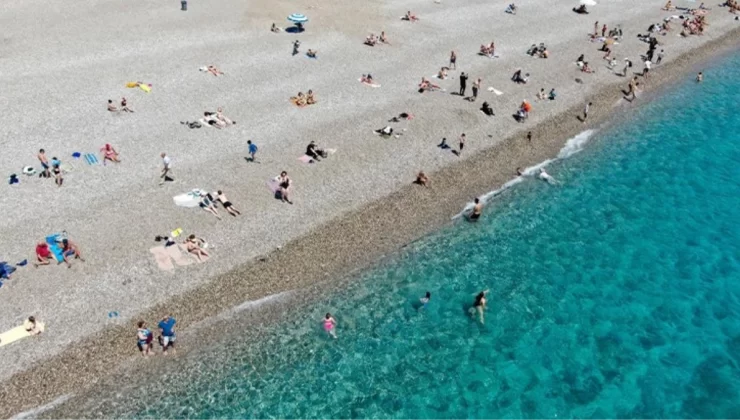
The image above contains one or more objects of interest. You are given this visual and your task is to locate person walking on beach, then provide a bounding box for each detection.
[601,23,607,37]
[137,321,153,356]
[37,149,50,178]
[622,58,633,77]
[158,315,176,355]
[458,133,466,155]
[449,50,457,69]
[159,152,173,185]
[247,140,258,162]
[582,102,592,123]
[292,40,301,56]
[527,131,532,143]
[459,72,468,96]
[323,313,337,339]
[643,60,652,80]
[656,49,664,65]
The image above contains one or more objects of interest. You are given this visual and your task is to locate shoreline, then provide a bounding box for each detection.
[4,26,739,418]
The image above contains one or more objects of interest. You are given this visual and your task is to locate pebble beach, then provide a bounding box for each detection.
[0,0,738,416]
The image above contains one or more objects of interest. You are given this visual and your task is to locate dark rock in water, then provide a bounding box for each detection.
[566,375,604,405]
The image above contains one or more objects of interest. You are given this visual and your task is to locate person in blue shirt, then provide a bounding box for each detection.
[247,140,258,162]
[158,315,176,355]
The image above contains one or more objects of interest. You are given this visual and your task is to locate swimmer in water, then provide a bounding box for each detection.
[323,313,337,339]
[473,290,488,324]
[696,72,703,82]
[419,291,431,309]
[539,168,556,184]
[468,198,483,221]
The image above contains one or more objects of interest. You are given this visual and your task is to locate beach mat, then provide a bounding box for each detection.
[266,178,280,194]
[45,235,64,262]
[358,78,381,88]
[166,244,193,266]
[298,155,315,163]
[84,153,99,165]
[0,322,44,347]
[150,246,175,271]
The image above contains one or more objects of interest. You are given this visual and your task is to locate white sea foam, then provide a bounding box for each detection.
[453,129,597,219]
[189,291,294,330]
[11,394,72,419]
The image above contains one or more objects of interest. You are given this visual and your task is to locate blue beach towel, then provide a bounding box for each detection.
[72,152,82,159]
[85,153,99,165]
[45,234,64,262]
[0,262,16,279]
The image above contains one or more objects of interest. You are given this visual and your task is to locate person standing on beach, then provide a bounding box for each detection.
[137,321,153,356]
[622,58,633,77]
[582,102,592,123]
[247,140,258,162]
[158,315,176,355]
[470,78,481,101]
[656,50,664,65]
[449,50,457,69]
[469,198,482,221]
[459,72,468,96]
[37,149,50,178]
[459,133,466,155]
[159,152,173,185]
[643,60,651,79]
[594,21,599,36]
[601,23,607,37]
[323,313,337,339]
[527,131,532,143]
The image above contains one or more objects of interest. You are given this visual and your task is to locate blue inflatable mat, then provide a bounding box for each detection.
[45,234,64,262]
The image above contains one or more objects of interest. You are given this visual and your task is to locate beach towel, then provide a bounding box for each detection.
[126,82,139,88]
[45,234,64,262]
[298,155,315,163]
[0,262,15,279]
[84,153,99,165]
[173,189,206,208]
[358,78,381,88]
[266,178,281,195]
[487,87,504,95]
[150,246,175,271]
[166,244,193,266]
[60,163,74,173]
[139,84,151,93]
[0,322,45,347]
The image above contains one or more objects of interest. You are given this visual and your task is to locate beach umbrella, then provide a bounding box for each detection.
[580,0,597,6]
[287,13,308,24]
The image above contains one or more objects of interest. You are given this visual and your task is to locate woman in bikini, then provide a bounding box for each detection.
[278,171,293,204]
[292,92,307,107]
[101,143,120,164]
[449,50,457,69]
[323,313,337,338]
[185,234,209,262]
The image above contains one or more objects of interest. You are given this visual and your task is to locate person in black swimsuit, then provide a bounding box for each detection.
[278,171,293,204]
[52,164,63,187]
[306,141,326,161]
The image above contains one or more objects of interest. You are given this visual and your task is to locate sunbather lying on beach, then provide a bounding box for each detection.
[185,235,209,262]
[199,192,222,219]
[580,62,595,73]
[505,3,517,14]
[573,4,589,14]
[216,190,241,216]
[271,23,282,32]
[365,34,378,46]
[511,69,529,84]
[204,112,226,128]
[374,126,394,136]
[208,65,223,76]
[360,74,375,84]
[418,77,441,92]
[402,11,419,21]
[101,143,120,164]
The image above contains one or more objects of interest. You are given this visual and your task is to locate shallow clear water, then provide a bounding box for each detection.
[82,53,740,419]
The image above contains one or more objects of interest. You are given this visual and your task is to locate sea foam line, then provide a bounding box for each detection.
[11,394,73,419]
[452,129,597,219]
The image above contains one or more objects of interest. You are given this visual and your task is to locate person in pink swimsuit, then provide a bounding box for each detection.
[323,313,337,339]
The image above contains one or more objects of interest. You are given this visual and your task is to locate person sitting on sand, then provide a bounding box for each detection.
[480,101,494,116]
[216,107,235,125]
[505,3,517,14]
[291,92,307,107]
[573,4,588,14]
[379,31,389,44]
[480,42,495,57]
[437,67,449,79]
[418,77,440,92]
[415,171,430,187]
[120,97,134,112]
[199,191,222,219]
[536,88,547,100]
[34,242,54,267]
[61,238,84,268]
[24,316,42,335]
[403,11,419,21]
[548,88,557,100]
[539,48,549,59]
[511,69,528,84]
[278,171,293,204]
[581,62,595,73]
[306,140,327,161]
[306,49,317,58]
[207,65,224,76]
[101,143,120,164]
[306,90,316,105]
[361,74,374,84]
[185,234,209,261]
[365,33,378,46]
[662,0,674,10]
[107,99,119,112]
[271,22,281,32]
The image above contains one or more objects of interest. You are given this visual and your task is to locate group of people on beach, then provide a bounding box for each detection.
[136,315,176,356]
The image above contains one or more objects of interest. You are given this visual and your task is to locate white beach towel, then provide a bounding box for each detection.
[173,189,206,208]
[487,87,504,95]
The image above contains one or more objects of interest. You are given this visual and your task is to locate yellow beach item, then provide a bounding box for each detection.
[126,81,139,88]
[0,322,44,347]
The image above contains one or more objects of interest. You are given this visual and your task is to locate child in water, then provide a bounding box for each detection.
[323,313,337,339]
[419,291,431,309]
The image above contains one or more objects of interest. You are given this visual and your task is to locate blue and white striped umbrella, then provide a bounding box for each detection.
[287,13,308,24]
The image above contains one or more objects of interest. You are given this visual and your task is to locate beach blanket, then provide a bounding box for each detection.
[173,189,206,208]
[266,178,281,195]
[45,234,64,262]
[84,153,99,165]
[0,322,44,347]
[478,52,501,58]
[166,244,194,266]
[358,78,381,88]
[150,246,175,271]
[487,87,504,95]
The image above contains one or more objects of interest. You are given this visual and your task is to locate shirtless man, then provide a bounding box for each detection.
[61,238,84,268]
[37,149,50,178]
[216,190,241,216]
[469,198,483,222]
[415,171,430,187]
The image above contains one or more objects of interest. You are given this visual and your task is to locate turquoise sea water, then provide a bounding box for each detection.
[68,53,740,418]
